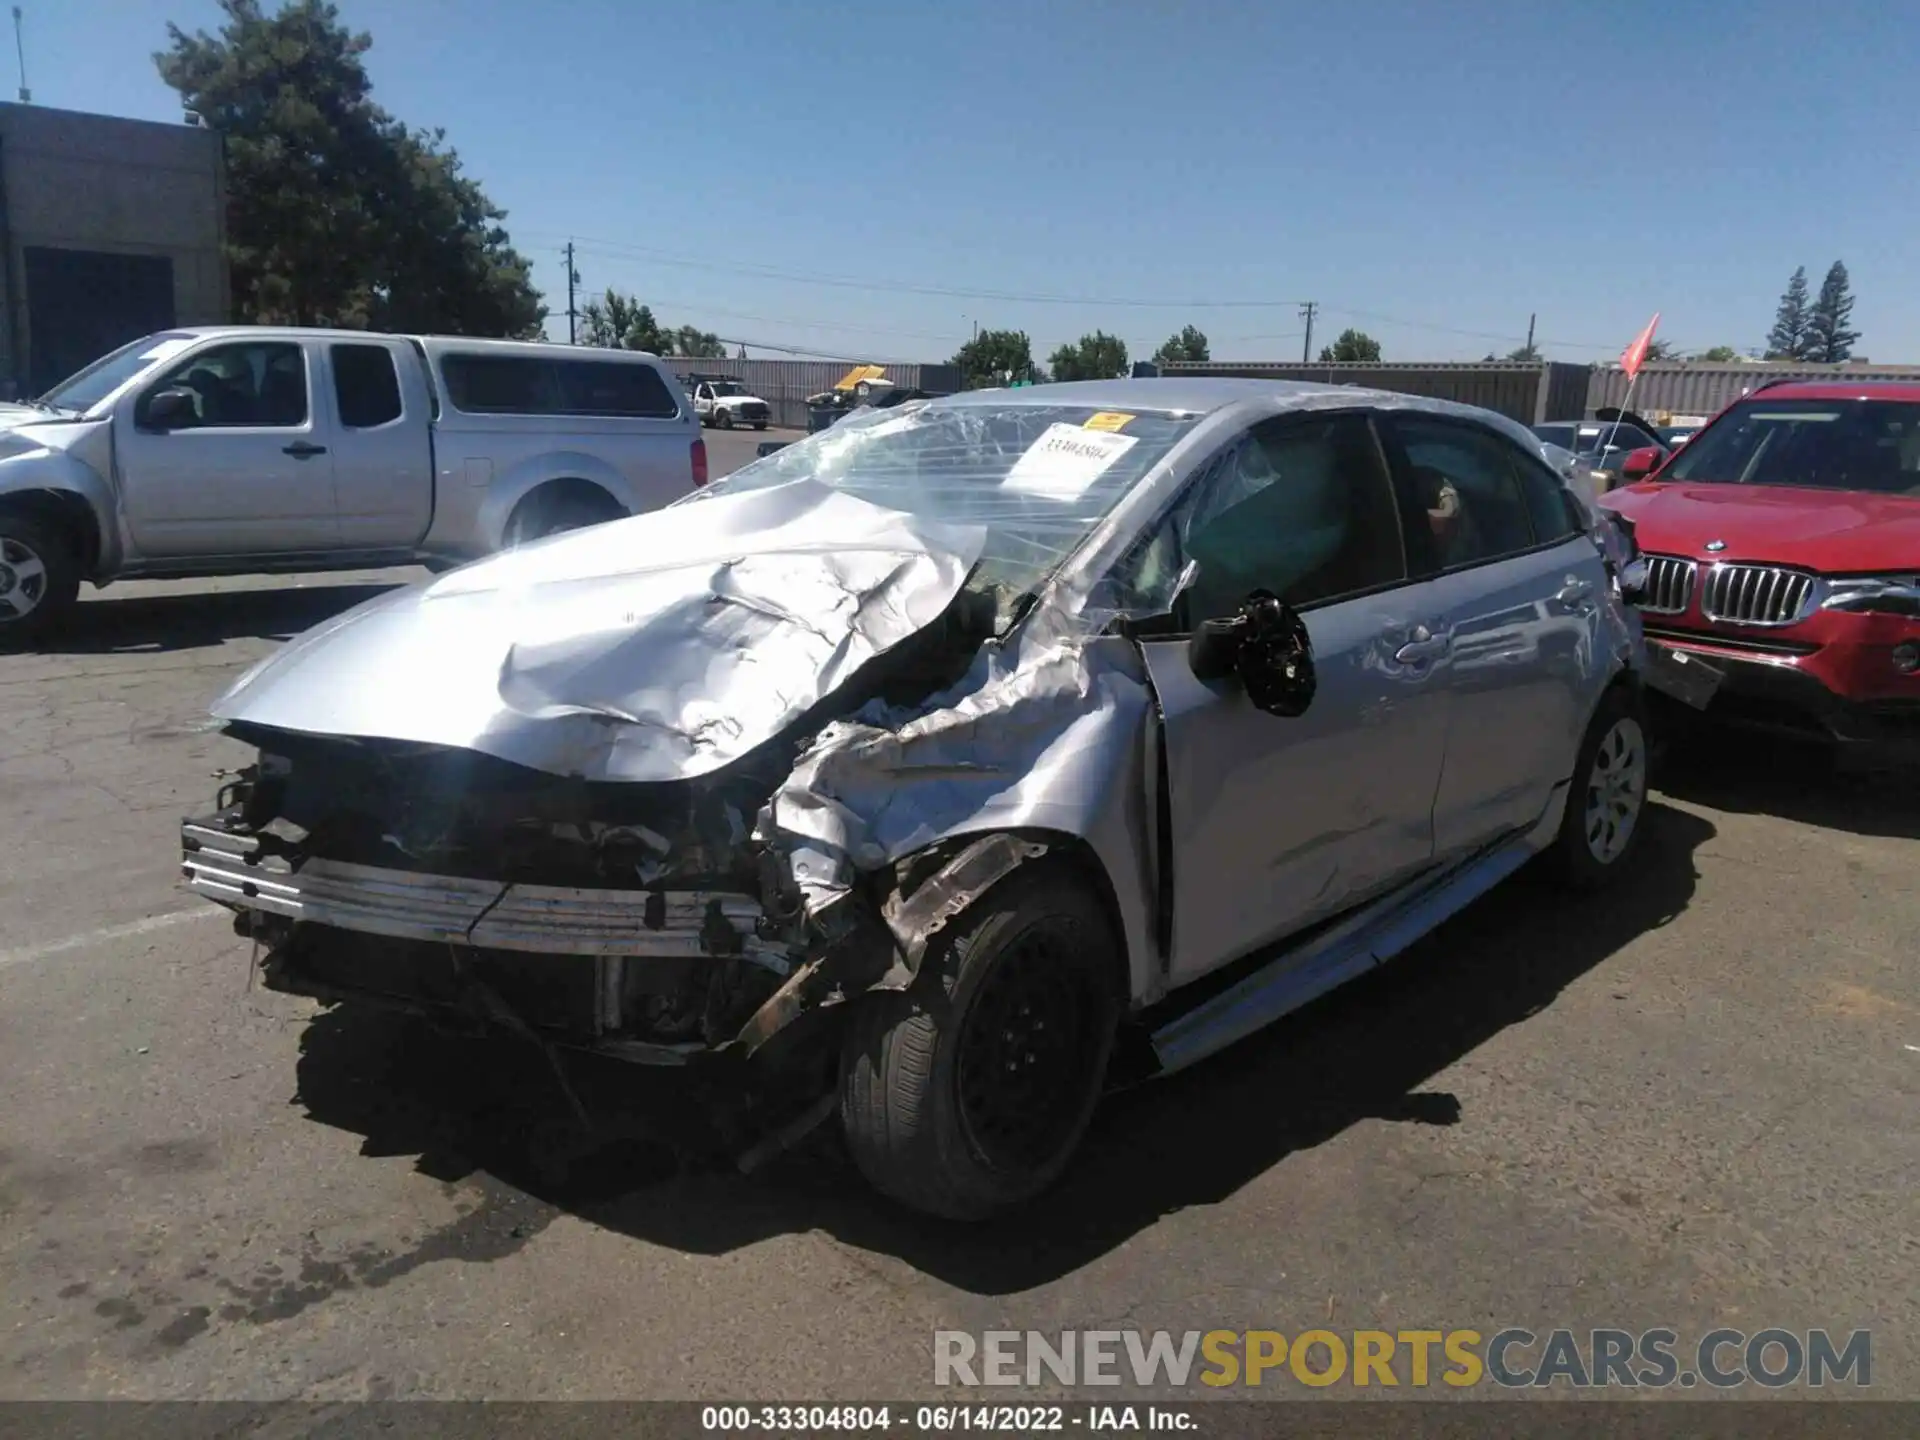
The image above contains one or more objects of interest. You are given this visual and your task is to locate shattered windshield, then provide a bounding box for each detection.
[690,401,1202,629]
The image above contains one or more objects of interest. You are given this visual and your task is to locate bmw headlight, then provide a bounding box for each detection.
[1820,575,1920,617]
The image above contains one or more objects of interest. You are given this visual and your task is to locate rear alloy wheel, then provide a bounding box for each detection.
[839,861,1120,1221]
[0,517,80,648]
[1548,686,1650,890]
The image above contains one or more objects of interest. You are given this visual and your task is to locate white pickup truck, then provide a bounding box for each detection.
[0,327,708,643]
[683,374,773,430]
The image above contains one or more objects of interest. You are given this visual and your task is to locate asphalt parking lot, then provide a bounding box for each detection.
[2,422,1916,1401]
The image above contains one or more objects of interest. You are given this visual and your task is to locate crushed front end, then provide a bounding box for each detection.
[179,722,933,1157]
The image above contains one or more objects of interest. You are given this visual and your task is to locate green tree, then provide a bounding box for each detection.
[578,290,668,351]
[157,0,543,336]
[1152,325,1210,365]
[1504,343,1542,362]
[1048,331,1130,381]
[1698,345,1741,362]
[1317,328,1381,362]
[1765,266,1813,359]
[1804,261,1860,364]
[668,325,726,359]
[1642,339,1678,362]
[950,328,1036,388]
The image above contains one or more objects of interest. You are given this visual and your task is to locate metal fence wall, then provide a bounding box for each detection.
[1584,362,1920,420]
[662,357,964,429]
[1157,360,1590,425]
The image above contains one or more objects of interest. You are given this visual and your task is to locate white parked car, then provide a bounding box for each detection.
[0,328,708,643]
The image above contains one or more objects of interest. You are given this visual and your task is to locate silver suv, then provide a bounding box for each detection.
[180,379,1653,1219]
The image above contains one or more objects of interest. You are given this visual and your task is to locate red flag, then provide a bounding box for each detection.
[1620,313,1661,379]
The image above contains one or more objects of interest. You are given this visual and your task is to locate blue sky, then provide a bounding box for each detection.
[26,0,1920,365]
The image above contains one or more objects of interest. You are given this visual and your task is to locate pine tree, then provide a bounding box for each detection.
[1765,267,1812,360]
[1804,261,1861,364]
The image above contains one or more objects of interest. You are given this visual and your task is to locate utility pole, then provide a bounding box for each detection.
[1525,312,1536,357]
[564,241,579,345]
[1299,301,1318,362]
[12,7,30,103]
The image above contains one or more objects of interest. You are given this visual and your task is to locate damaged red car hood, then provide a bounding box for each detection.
[1602,481,1920,570]
[211,479,989,784]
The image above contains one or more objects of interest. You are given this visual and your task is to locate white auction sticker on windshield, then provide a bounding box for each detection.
[1003,424,1138,498]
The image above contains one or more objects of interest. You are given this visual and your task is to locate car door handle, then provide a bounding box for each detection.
[1556,578,1596,609]
[282,442,328,459]
[1393,626,1450,665]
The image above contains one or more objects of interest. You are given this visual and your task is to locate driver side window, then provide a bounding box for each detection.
[147,342,309,429]
[1097,412,1408,628]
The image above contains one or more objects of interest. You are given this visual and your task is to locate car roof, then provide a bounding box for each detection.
[1743,381,1920,403]
[936,375,1452,417]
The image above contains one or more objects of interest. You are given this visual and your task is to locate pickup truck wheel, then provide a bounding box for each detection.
[0,516,80,648]
[838,861,1120,1221]
[752,421,768,431]
[503,488,627,547]
[1546,685,1650,891]
[714,409,734,430]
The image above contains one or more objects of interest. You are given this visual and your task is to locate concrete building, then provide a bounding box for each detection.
[0,102,228,398]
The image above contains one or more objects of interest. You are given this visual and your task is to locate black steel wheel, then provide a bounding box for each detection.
[839,856,1121,1221]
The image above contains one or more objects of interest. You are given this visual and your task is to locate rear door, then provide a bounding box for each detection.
[1132,410,1452,986]
[1378,413,1612,859]
[115,337,340,558]
[323,340,435,549]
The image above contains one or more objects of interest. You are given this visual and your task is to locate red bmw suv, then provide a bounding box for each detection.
[1599,380,1920,765]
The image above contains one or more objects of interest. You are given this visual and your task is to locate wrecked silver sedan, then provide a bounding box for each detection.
[181,378,1654,1219]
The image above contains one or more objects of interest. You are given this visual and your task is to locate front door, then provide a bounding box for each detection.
[1133,411,1450,986]
[116,338,339,559]
[1380,413,1614,858]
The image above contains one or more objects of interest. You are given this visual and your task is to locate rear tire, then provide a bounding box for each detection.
[503,487,626,547]
[838,859,1121,1221]
[0,514,81,649]
[1546,684,1650,891]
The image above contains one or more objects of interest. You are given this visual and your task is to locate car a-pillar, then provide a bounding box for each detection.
[0,491,95,647]
[501,478,629,547]
[836,834,1132,1221]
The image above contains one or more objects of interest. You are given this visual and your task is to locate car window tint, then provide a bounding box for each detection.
[331,344,403,428]
[440,355,560,414]
[1506,443,1583,543]
[1180,413,1407,623]
[1394,417,1539,567]
[153,342,308,428]
[556,360,680,418]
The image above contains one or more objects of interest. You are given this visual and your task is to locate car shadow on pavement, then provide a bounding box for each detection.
[289,799,1714,1295]
[1654,729,1920,841]
[42,582,407,655]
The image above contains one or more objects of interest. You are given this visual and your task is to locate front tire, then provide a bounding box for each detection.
[714,409,734,430]
[753,421,768,431]
[839,859,1121,1221]
[0,515,81,649]
[1546,685,1650,891]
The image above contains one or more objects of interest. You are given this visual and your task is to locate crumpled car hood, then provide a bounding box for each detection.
[212,479,988,784]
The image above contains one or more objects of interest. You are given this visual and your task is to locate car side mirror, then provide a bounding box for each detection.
[141,387,198,430]
[1620,445,1663,482]
[1187,590,1317,717]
